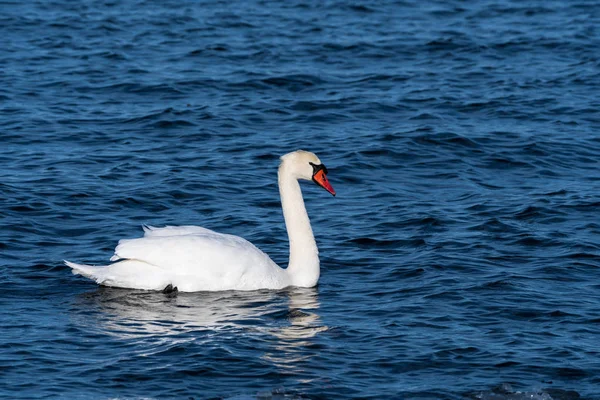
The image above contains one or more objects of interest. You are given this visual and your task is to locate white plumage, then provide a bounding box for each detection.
[65,150,335,292]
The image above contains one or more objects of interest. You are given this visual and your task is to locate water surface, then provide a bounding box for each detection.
[1,0,599,399]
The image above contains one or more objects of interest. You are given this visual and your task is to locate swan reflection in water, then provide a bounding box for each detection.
[73,286,327,372]
[260,288,328,373]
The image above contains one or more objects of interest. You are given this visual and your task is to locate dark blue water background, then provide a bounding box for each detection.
[1,0,599,399]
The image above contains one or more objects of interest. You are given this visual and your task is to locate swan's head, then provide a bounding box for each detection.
[280,150,336,196]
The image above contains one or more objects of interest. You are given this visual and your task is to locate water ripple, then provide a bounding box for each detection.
[1,0,600,399]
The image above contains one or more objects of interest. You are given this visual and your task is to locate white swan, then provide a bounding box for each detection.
[65,150,336,292]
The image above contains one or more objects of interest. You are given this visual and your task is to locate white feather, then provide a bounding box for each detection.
[64,150,332,292]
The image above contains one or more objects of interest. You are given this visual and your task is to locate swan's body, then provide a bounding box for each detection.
[65,150,335,292]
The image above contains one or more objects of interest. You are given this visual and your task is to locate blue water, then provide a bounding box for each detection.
[1,0,599,399]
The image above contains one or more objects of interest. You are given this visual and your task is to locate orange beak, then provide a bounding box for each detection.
[312,169,336,196]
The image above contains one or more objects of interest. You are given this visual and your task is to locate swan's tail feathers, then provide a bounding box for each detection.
[64,260,106,282]
[65,259,169,290]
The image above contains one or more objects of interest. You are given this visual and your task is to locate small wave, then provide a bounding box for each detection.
[475,383,580,400]
[348,237,427,248]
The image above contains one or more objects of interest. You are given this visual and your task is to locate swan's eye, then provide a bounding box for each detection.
[309,162,328,176]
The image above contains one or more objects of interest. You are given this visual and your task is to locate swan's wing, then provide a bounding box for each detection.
[142,225,217,237]
[113,230,262,265]
[110,230,282,291]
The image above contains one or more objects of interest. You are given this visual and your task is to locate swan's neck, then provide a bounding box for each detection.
[279,165,320,287]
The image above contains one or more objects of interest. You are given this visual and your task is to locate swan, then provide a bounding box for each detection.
[65,150,336,292]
